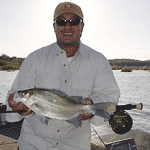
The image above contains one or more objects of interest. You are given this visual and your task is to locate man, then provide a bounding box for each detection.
[6,2,120,150]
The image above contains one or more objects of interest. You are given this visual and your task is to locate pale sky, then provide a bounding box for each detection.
[0,0,150,60]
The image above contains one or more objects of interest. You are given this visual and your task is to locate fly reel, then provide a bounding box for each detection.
[109,110,133,134]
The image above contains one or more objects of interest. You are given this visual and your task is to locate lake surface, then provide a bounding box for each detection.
[0,70,150,137]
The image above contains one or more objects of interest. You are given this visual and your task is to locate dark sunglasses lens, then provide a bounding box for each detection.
[56,20,67,26]
[56,19,81,26]
[70,19,80,26]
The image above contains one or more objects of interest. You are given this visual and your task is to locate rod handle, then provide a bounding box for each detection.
[104,103,143,112]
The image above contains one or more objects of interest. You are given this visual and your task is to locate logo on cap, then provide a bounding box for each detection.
[65,3,71,8]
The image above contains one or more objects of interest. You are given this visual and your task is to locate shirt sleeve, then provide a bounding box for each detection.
[5,53,37,122]
[89,55,120,125]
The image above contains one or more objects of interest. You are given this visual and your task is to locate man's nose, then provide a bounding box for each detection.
[65,22,72,29]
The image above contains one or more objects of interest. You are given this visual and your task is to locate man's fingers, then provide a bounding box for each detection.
[8,100,15,107]
[8,93,31,116]
[79,110,93,121]
[22,108,32,116]
[8,93,15,101]
[86,100,92,105]
[9,100,28,111]
[8,93,15,107]
[81,98,93,105]
[17,103,28,110]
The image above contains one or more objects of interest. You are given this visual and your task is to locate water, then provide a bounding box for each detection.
[0,70,150,137]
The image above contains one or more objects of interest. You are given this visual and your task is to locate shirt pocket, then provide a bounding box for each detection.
[71,78,94,98]
[35,75,61,89]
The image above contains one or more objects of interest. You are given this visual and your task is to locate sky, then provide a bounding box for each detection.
[0,0,150,60]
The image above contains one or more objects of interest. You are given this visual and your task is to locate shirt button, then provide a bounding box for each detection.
[65,80,67,83]
[57,130,60,132]
[61,51,63,53]
[63,64,66,67]
[57,54,59,56]
[56,142,59,146]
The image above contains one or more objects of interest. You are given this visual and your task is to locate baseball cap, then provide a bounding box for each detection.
[54,2,83,21]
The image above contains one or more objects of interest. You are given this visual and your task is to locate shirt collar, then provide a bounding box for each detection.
[78,41,89,59]
[52,41,89,59]
[52,42,62,57]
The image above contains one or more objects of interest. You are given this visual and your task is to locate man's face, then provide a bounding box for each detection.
[53,12,84,45]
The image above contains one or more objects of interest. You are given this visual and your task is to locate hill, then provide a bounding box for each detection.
[109,59,150,71]
[109,58,150,66]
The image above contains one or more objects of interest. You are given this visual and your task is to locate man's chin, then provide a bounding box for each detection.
[57,39,80,46]
[60,41,77,46]
[63,42,74,46]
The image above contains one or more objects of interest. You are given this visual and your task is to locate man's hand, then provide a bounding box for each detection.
[79,98,94,121]
[8,93,32,116]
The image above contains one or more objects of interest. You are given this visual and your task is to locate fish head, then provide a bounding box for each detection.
[17,89,34,98]
[15,89,34,103]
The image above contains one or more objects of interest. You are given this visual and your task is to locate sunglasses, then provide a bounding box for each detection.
[55,19,83,26]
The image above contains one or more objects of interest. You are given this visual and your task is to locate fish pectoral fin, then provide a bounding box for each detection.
[66,116,82,128]
[19,93,30,103]
[24,93,30,99]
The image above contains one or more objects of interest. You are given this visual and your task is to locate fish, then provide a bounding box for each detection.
[15,88,116,127]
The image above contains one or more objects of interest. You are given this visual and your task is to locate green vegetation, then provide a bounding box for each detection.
[121,66,132,72]
[0,54,25,71]
[0,54,150,71]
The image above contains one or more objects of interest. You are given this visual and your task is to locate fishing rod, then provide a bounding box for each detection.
[104,102,143,112]
[0,104,27,114]
[0,102,143,113]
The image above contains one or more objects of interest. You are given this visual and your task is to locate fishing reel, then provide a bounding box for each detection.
[109,103,143,134]
[109,110,133,134]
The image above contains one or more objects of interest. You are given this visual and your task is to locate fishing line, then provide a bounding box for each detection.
[91,125,107,149]
[91,125,118,150]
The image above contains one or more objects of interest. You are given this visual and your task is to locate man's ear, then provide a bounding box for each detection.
[81,22,84,32]
[53,23,56,32]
